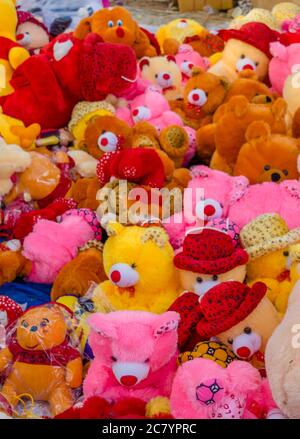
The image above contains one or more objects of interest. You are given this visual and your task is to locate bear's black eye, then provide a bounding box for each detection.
[264,165,271,171]
[241,54,245,59]
[196,277,203,283]
[111,356,117,362]
[255,62,259,66]
[283,169,289,176]
[228,338,233,345]
[283,251,289,257]
[244,327,252,334]
[212,275,218,281]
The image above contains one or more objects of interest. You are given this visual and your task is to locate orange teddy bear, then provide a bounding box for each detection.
[74,6,157,59]
[209,95,288,175]
[196,71,276,164]
[169,69,228,130]
[234,120,299,184]
[0,303,82,417]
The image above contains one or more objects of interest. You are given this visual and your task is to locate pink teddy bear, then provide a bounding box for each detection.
[175,44,210,84]
[269,41,300,94]
[22,213,95,284]
[163,166,300,250]
[170,358,279,419]
[281,15,300,34]
[83,310,179,402]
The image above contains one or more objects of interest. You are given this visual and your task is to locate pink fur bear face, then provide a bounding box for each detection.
[175,44,210,83]
[87,311,179,388]
[269,42,300,94]
[170,358,262,419]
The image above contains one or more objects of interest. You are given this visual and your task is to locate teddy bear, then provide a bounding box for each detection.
[0,303,82,417]
[68,177,101,211]
[0,0,30,97]
[83,310,179,401]
[92,222,181,313]
[272,1,300,26]
[74,6,157,58]
[170,358,280,419]
[233,120,299,184]
[139,55,182,101]
[240,213,300,315]
[283,71,300,123]
[281,13,300,32]
[0,240,32,288]
[51,242,107,301]
[210,96,288,175]
[156,18,207,50]
[4,150,74,207]
[1,33,138,129]
[269,40,300,95]
[21,208,102,284]
[265,278,300,418]
[16,10,50,54]
[196,70,276,164]
[169,69,228,131]
[209,23,279,83]
[0,138,32,199]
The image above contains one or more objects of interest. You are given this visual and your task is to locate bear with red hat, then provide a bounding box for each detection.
[16,10,50,54]
[209,22,280,83]
[169,227,249,351]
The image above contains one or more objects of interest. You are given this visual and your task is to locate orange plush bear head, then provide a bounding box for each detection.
[17,303,70,351]
[83,115,133,160]
[74,6,156,58]
[182,69,228,121]
[212,95,287,171]
[225,70,275,104]
[234,121,300,184]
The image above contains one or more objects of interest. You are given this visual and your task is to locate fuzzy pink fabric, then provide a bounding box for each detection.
[269,42,300,94]
[170,358,267,419]
[83,311,179,402]
[175,44,210,84]
[163,166,300,249]
[22,216,94,283]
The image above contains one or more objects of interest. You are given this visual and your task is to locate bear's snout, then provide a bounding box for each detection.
[109,263,139,288]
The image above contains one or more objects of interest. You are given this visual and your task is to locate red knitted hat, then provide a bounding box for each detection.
[196,281,267,340]
[0,296,23,327]
[218,22,280,59]
[17,10,49,36]
[174,229,248,275]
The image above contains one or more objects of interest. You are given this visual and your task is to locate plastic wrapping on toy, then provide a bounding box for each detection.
[0,302,83,418]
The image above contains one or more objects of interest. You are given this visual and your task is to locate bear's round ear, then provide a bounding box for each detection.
[269,42,288,61]
[153,311,180,338]
[245,121,271,143]
[272,98,287,122]
[107,221,125,237]
[141,227,168,248]
[166,55,176,64]
[139,57,150,70]
[227,95,249,118]
[191,66,205,77]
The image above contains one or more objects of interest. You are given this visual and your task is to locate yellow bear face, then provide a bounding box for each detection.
[104,223,176,292]
[246,249,289,281]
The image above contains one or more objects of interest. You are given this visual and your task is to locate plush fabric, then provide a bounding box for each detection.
[269,42,300,96]
[83,310,179,402]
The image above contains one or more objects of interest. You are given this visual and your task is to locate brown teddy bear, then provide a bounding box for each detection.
[51,243,107,301]
[292,107,300,138]
[74,6,157,59]
[0,245,32,287]
[196,71,276,164]
[169,69,228,130]
[234,121,300,184]
[210,96,288,174]
[68,176,101,211]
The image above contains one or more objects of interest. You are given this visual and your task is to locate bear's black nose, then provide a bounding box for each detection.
[271,172,281,182]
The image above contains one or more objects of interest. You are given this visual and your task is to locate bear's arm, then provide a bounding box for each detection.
[66,357,83,388]
[0,347,13,372]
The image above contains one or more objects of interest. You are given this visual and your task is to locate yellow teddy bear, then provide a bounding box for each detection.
[240,213,300,315]
[93,222,181,313]
[156,19,207,51]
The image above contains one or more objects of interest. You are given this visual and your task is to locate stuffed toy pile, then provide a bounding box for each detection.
[1,0,300,420]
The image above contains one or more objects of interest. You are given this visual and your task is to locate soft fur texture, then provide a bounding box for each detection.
[210,96,287,175]
[174,44,210,83]
[74,6,157,59]
[266,279,300,419]
[22,215,94,284]
[170,69,228,130]
[139,56,182,101]
[170,358,275,419]
[269,42,300,95]
[93,223,180,313]
[164,166,300,251]
[83,310,179,401]
[156,19,206,49]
